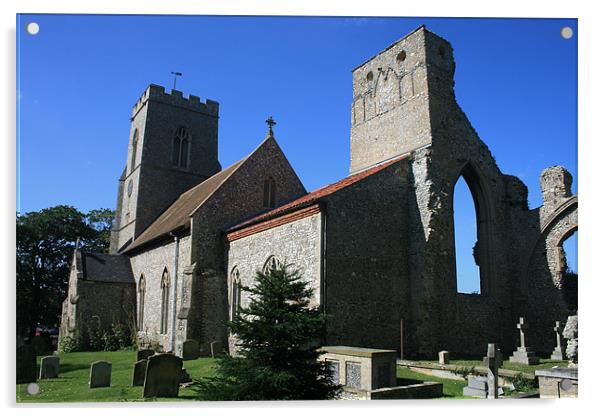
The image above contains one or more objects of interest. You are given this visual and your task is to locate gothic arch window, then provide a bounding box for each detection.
[263,177,276,208]
[130,129,139,172]
[452,162,494,296]
[230,267,241,321]
[160,268,170,334]
[263,255,282,274]
[172,126,191,168]
[138,274,146,330]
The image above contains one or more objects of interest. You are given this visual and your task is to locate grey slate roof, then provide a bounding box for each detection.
[81,252,134,284]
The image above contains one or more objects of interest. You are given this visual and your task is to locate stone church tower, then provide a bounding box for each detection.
[110,85,221,253]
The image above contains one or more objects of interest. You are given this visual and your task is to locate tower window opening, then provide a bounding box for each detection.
[172,126,191,168]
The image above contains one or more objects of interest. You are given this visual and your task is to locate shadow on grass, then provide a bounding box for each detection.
[59,363,91,373]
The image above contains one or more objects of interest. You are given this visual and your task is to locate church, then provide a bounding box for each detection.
[59,26,577,359]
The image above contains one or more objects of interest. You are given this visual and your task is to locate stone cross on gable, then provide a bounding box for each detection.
[482,343,502,399]
[517,317,528,348]
[265,116,276,137]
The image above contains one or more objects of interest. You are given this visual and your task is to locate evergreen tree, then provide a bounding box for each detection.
[195,263,341,401]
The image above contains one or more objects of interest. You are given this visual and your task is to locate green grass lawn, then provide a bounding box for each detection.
[418,358,568,374]
[17,350,217,403]
[396,367,469,399]
[20,350,538,402]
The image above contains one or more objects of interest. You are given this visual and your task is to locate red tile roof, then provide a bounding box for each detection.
[227,155,407,233]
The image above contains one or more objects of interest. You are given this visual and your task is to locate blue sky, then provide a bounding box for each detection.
[16,15,578,289]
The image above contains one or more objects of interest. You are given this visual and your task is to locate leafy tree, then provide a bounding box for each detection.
[195,263,341,401]
[16,205,114,338]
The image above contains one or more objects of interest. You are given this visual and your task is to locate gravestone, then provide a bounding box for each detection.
[142,353,183,398]
[131,359,148,387]
[16,344,37,384]
[509,317,540,365]
[482,343,503,399]
[563,315,578,366]
[550,321,565,360]
[89,361,112,388]
[136,349,155,361]
[39,355,59,379]
[463,375,488,398]
[182,339,199,360]
[210,341,223,358]
[438,350,449,365]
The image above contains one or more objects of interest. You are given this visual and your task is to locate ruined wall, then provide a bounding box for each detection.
[520,167,577,354]
[128,235,191,351]
[226,211,323,353]
[324,160,410,353]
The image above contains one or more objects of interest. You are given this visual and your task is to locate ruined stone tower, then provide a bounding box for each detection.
[350,25,454,173]
[110,85,221,252]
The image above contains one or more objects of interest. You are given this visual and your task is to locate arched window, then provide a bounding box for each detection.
[453,175,481,294]
[263,255,282,274]
[130,129,139,172]
[452,163,493,296]
[230,267,241,321]
[560,229,578,312]
[160,268,170,334]
[172,126,191,168]
[138,274,146,330]
[263,177,276,208]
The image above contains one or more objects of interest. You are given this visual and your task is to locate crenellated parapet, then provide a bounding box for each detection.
[131,84,219,118]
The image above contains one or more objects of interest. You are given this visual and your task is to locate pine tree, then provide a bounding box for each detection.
[195,263,341,401]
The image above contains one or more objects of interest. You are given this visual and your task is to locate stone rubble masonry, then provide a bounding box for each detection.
[59,25,577,361]
[110,84,221,253]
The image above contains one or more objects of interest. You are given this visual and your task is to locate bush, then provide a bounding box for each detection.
[85,323,104,351]
[112,323,133,350]
[512,372,537,392]
[194,263,341,400]
[58,334,82,353]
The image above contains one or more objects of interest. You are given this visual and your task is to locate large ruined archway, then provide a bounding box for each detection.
[522,197,578,353]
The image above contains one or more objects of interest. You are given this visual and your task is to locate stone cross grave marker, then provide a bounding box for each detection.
[39,356,59,379]
[17,344,37,384]
[89,361,112,388]
[132,359,148,387]
[550,321,565,360]
[482,343,502,399]
[509,317,540,365]
[142,353,183,398]
[438,350,449,365]
[136,349,155,361]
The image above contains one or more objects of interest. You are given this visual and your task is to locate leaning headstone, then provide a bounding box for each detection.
[136,349,155,361]
[89,361,112,388]
[509,317,540,365]
[142,353,183,398]
[463,375,488,398]
[39,355,59,379]
[17,344,37,384]
[563,314,578,366]
[182,339,200,361]
[482,343,503,399]
[438,350,449,365]
[131,359,148,387]
[550,321,565,360]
